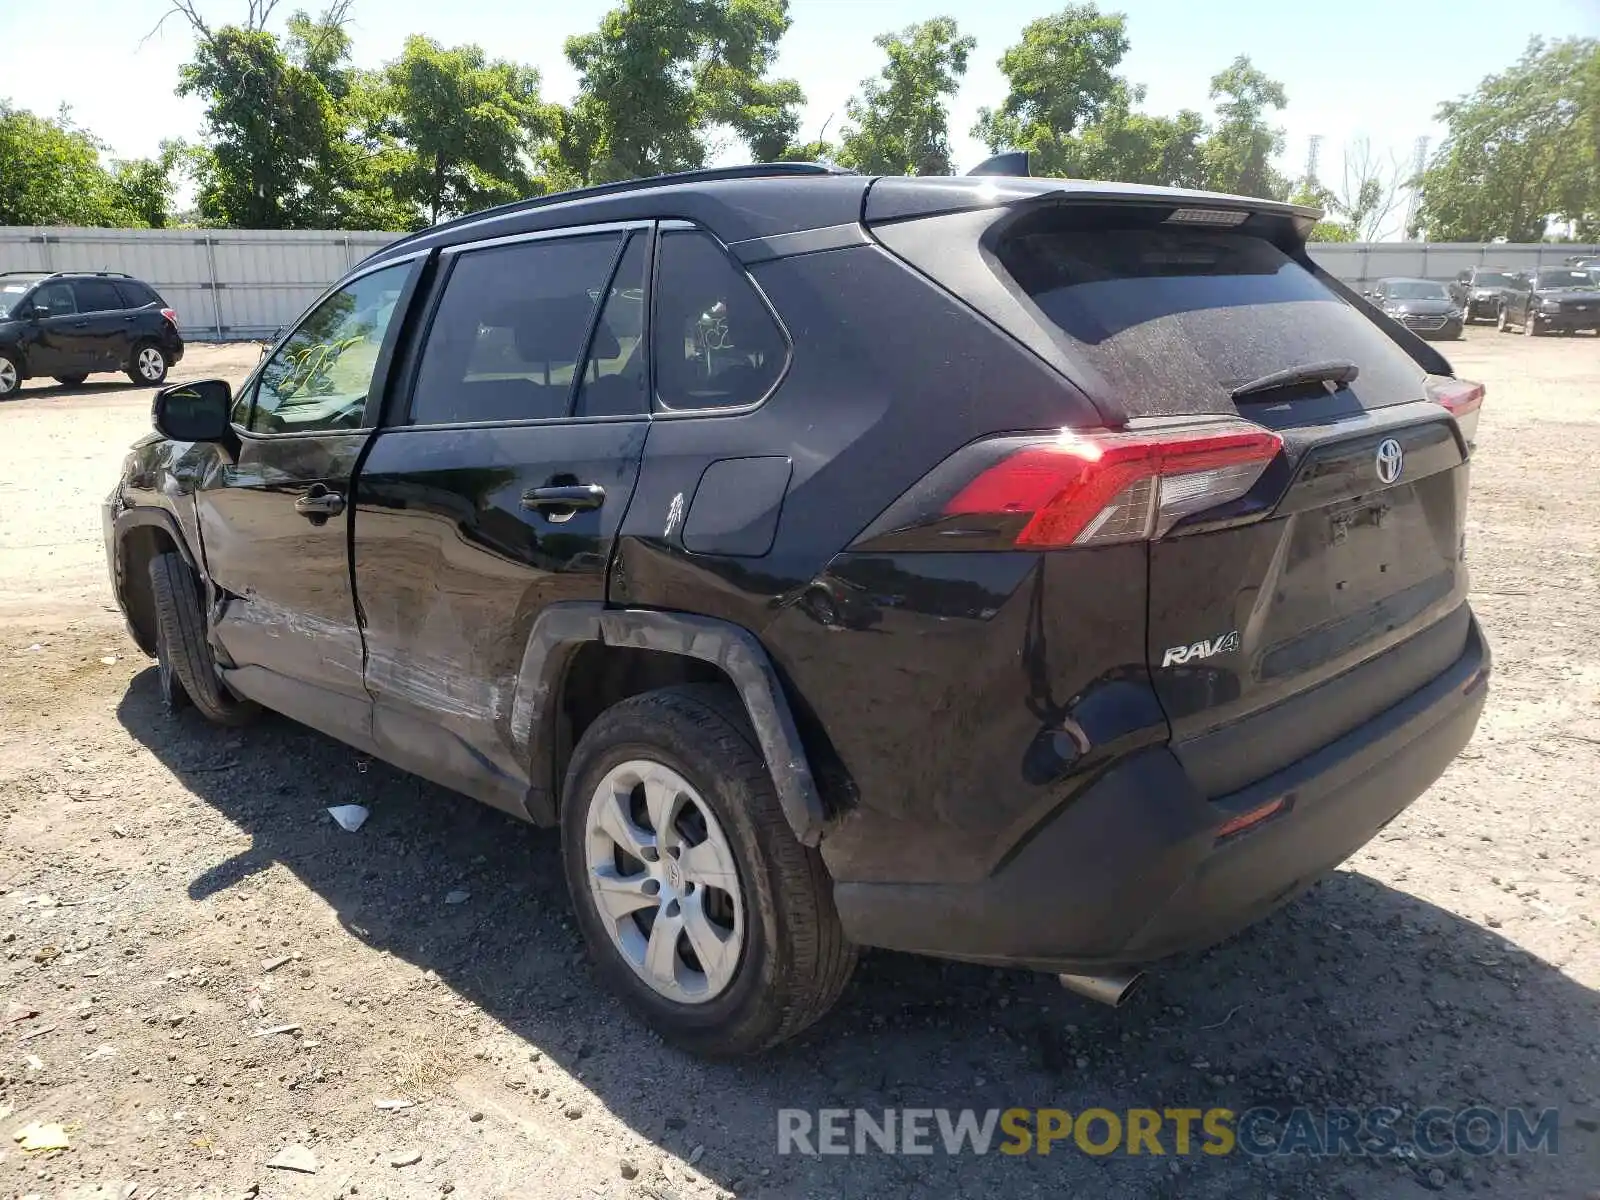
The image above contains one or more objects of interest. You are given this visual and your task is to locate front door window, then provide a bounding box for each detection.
[243,265,410,435]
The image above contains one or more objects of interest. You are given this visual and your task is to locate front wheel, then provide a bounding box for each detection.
[147,552,258,726]
[1496,308,1511,333]
[1523,314,1539,337]
[129,342,169,385]
[0,352,20,398]
[561,684,856,1057]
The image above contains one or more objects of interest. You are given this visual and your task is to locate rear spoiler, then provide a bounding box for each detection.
[866,174,1321,238]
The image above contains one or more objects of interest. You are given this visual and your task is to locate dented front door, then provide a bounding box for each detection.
[193,257,421,741]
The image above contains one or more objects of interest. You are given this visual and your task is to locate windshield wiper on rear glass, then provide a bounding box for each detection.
[1230,360,1360,400]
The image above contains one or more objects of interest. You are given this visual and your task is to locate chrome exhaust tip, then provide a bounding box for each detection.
[1057,970,1146,1008]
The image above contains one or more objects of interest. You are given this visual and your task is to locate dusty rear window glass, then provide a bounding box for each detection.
[996,227,1427,415]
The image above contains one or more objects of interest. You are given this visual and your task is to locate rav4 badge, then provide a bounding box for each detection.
[1162,630,1241,667]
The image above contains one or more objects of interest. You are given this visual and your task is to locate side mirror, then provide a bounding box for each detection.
[153,379,233,443]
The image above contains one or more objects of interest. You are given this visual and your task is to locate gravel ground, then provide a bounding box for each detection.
[0,332,1597,1200]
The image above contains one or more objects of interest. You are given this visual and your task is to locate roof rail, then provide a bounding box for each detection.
[372,161,853,260]
[0,269,135,280]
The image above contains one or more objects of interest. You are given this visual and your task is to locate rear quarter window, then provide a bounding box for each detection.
[996,225,1428,416]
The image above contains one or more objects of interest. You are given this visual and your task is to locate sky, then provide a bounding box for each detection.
[2,0,1597,235]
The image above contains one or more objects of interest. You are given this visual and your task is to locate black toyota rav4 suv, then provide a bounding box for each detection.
[104,163,1490,1056]
[0,270,183,398]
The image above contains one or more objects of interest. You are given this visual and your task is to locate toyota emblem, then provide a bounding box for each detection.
[1375,438,1403,485]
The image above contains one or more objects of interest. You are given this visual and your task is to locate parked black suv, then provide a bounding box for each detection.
[1496,267,1600,335]
[0,270,183,398]
[1448,266,1524,324]
[103,164,1489,1055]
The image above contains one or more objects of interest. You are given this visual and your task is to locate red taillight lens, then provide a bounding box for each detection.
[1426,376,1484,447]
[160,307,179,327]
[943,423,1283,548]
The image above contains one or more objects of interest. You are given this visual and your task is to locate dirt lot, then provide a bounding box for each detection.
[0,333,1597,1200]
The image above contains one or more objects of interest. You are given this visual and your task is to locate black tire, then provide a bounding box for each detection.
[128,341,169,386]
[54,374,88,387]
[561,683,856,1056]
[147,552,258,726]
[0,351,20,398]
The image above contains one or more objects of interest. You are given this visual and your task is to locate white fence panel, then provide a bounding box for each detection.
[0,226,403,340]
[4,225,1598,341]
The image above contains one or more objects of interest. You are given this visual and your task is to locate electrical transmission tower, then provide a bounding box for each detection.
[1304,135,1323,189]
[1402,135,1430,240]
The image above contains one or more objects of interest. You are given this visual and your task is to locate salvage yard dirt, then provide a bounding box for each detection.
[1,334,1597,1200]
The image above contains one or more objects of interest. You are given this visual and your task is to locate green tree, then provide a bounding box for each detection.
[973,7,1208,188]
[0,103,169,226]
[1199,56,1290,199]
[109,142,184,228]
[1413,38,1599,242]
[168,0,367,227]
[837,18,975,175]
[375,37,556,225]
[972,5,1130,161]
[558,0,804,185]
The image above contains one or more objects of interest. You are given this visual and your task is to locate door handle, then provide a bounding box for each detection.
[294,490,345,518]
[521,483,605,514]
[72,320,89,328]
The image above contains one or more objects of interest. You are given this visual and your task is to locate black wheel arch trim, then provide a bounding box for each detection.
[512,603,830,847]
[114,505,200,572]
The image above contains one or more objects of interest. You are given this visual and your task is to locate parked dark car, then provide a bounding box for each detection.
[1365,277,1464,339]
[1448,266,1525,323]
[0,271,183,398]
[1497,267,1600,335]
[103,164,1489,1055]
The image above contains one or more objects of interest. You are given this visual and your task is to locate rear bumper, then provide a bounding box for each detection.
[834,616,1490,971]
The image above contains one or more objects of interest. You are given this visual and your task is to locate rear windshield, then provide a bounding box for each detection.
[1473,272,1519,287]
[996,227,1428,415]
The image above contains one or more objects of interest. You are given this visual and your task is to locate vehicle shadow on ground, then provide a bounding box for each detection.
[5,380,144,401]
[116,669,1597,1199]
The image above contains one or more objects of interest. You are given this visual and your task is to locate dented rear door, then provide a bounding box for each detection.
[351,225,650,803]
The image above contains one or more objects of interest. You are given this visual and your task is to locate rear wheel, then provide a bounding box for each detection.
[54,374,88,387]
[129,342,168,385]
[561,684,855,1056]
[147,552,258,726]
[0,352,19,398]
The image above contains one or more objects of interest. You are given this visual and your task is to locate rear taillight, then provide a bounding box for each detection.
[944,423,1282,548]
[160,307,179,327]
[1426,376,1484,448]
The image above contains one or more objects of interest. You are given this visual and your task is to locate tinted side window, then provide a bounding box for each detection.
[32,282,76,316]
[74,279,125,312]
[574,233,648,418]
[411,234,623,426]
[246,262,411,435]
[115,280,160,308]
[653,230,786,411]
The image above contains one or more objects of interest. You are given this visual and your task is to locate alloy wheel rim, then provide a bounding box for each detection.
[0,359,15,393]
[139,348,164,379]
[583,759,744,1004]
